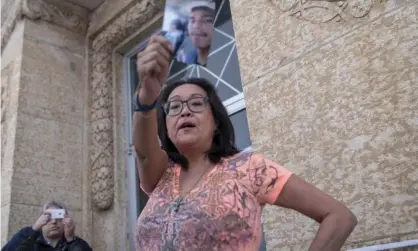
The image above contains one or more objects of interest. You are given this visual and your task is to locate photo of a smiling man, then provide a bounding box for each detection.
[162,0,216,66]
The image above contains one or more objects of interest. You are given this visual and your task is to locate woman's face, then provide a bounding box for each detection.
[165,84,216,153]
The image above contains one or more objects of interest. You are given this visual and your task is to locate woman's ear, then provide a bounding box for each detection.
[213,120,220,135]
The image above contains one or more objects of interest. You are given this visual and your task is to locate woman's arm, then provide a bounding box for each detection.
[132,109,168,194]
[133,35,172,194]
[275,175,357,251]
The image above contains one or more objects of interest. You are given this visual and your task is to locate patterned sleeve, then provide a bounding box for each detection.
[248,153,292,205]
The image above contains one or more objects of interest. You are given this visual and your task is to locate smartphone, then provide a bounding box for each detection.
[161,30,184,58]
[48,209,65,219]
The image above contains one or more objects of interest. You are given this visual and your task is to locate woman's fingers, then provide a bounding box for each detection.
[138,37,171,65]
[149,35,173,53]
[138,47,170,76]
[149,41,171,61]
[147,60,162,76]
[138,35,171,61]
[141,59,162,76]
[139,50,165,67]
[135,35,172,95]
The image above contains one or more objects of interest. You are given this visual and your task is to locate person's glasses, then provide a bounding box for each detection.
[164,96,208,116]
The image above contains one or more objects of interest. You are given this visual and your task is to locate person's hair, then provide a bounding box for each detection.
[156,78,239,170]
[170,19,184,31]
[190,6,215,18]
[41,200,68,215]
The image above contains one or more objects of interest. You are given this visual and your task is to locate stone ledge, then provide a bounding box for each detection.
[1,0,88,53]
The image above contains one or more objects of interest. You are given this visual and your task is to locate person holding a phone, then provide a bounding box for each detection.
[165,19,186,61]
[2,200,92,251]
[132,35,357,251]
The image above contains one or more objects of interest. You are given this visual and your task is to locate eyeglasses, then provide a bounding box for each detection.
[164,96,208,116]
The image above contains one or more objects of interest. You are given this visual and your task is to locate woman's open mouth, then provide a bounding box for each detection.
[178,122,196,131]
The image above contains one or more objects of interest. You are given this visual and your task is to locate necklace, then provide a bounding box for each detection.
[172,165,212,213]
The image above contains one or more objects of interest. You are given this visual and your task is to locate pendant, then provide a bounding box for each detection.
[172,197,185,213]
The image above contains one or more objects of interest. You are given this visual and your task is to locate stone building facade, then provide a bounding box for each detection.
[1,0,417,250]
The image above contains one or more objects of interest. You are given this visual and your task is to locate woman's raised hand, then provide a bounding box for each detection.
[136,35,173,104]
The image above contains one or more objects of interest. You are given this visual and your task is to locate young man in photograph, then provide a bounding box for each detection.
[185,4,215,66]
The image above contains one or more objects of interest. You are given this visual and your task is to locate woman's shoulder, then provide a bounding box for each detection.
[225,151,252,164]
[225,151,268,162]
[223,151,268,170]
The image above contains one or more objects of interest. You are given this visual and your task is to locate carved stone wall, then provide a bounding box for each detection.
[86,1,167,249]
[1,0,87,53]
[88,0,164,211]
[269,0,386,23]
[0,0,88,246]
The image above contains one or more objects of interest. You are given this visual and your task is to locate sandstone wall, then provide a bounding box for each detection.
[1,0,90,246]
[230,0,418,249]
[1,20,25,247]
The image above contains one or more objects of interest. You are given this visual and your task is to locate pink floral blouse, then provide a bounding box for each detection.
[135,152,292,251]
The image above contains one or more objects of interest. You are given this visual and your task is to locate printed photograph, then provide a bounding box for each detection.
[162,0,216,66]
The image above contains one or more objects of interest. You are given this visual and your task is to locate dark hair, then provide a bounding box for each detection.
[157,78,239,170]
[41,200,68,215]
[190,6,215,18]
[170,19,184,31]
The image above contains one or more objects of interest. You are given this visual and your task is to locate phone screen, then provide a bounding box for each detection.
[49,209,65,219]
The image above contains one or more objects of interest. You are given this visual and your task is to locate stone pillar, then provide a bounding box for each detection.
[1,0,89,246]
[86,1,164,249]
[1,18,26,249]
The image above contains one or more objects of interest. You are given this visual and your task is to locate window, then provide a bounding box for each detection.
[124,0,264,249]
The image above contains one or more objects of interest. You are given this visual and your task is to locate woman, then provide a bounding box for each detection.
[133,35,357,251]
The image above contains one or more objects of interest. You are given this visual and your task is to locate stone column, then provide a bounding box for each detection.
[1,0,89,246]
[86,0,164,249]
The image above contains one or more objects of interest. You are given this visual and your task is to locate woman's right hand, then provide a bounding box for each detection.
[136,35,173,105]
